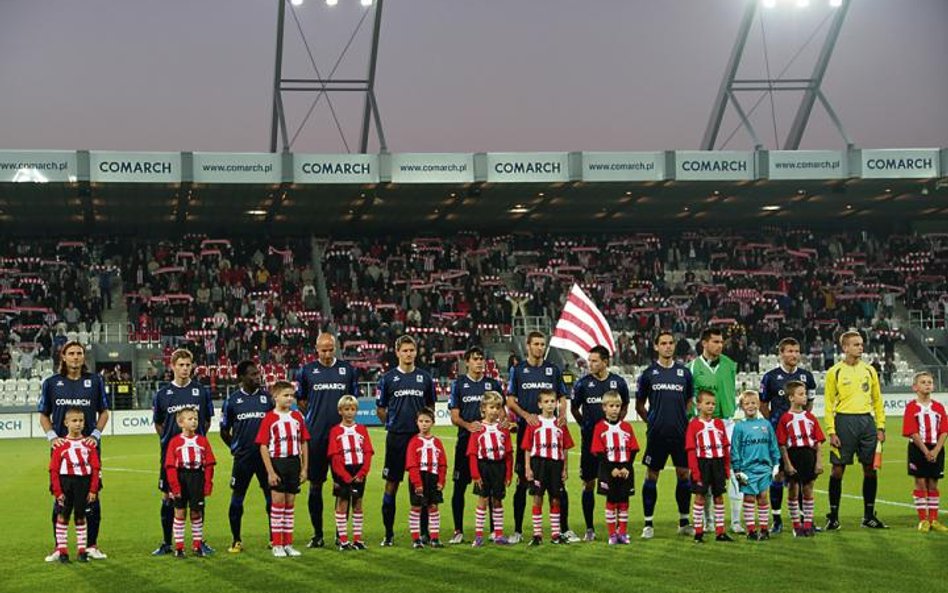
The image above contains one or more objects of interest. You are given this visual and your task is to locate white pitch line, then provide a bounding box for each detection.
[103,467,153,474]
[813,488,944,512]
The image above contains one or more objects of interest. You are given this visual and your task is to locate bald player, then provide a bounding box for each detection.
[295,333,360,548]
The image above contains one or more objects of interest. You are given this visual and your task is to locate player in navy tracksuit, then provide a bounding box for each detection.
[376,335,436,545]
[38,340,111,561]
[571,345,630,541]
[447,346,504,543]
[295,332,360,548]
[151,349,215,556]
[505,331,571,544]
[635,331,695,538]
[220,360,273,552]
[759,337,817,533]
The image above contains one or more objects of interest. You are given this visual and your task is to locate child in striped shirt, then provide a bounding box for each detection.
[165,407,216,558]
[776,380,825,537]
[327,395,374,550]
[406,407,448,548]
[467,391,513,547]
[590,390,640,545]
[49,408,101,563]
[686,390,732,543]
[902,371,948,533]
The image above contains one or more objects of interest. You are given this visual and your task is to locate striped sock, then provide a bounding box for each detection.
[532,505,543,538]
[802,496,815,529]
[191,516,203,549]
[605,502,617,536]
[409,508,421,541]
[352,511,363,543]
[429,508,441,540]
[714,501,725,535]
[550,503,561,539]
[759,502,770,530]
[492,507,504,538]
[56,519,69,554]
[173,516,185,550]
[270,504,285,547]
[76,522,87,554]
[475,506,486,538]
[929,489,940,522]
[743,500,756,533]
[617,502,629,536]
[692,501,705,535]
[335,512,349,544]
[914,489,928,521]
[788,499,801,529]
[284,504,295,545]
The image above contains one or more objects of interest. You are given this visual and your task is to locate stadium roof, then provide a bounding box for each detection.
[1,149,945,234]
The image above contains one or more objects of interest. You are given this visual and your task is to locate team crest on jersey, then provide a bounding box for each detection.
[84,379,92,388]
[862,381,870,393]
[545,368,553,376]
[677,369,684,377]
[610,380,617,389]
[339,367,346,375]
[260,395,267,404]
[192,388,200,396]
[416,375,423,383]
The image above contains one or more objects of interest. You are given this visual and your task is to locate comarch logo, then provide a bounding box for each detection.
[122,415,154,428]
[0,420,23,431]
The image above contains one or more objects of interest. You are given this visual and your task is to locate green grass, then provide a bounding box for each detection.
[2,419,946,593]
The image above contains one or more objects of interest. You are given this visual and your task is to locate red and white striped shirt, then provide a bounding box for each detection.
[49,438,101,497]
[590,420,640,463]
[165,434,217,470]
[685,417,729,459]
[467,423,512,462]
[328,423,373,466]
[903,400,948,446]
[406,434,448,489]
[776,411,826,449]
[255,410,310,458]
[521,416,575,461]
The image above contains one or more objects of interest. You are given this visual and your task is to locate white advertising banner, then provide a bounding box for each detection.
[861,148,940,179]
[675,151,755,181]
[90,151,181,183]
[193,152,282,184]
[0,413,31,439]
[294,153,379,184]
[486,152,570,183]
[768,150,846,180]
[389,153,475,184]
[0,150,77,183]
[582,151,665,182]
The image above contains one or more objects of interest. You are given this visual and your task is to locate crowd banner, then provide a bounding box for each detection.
[294,153,379,184]
[766,150,847,180]
[90,151,182,183]
[0,150,78,183]
[859,148,941,179]
[389,153,475,184]
[486,152,570,183]
[581,151,666,182]
[192,152,282,184]
[674,150,755,181]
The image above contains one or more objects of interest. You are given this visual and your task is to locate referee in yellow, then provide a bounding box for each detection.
[824,330,887,530]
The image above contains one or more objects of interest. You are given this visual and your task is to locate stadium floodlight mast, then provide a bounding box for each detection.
[702,0,853,150]
[269,0,386,153]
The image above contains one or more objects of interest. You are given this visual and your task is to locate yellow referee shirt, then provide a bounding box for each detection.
[824,360,885,434]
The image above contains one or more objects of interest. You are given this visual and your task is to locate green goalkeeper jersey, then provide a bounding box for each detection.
[688,354,737,419]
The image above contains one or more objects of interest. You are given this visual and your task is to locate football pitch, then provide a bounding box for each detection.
[1,419,946,593]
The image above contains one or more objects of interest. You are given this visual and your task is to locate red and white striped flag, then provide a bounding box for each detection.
[549,284,615,359]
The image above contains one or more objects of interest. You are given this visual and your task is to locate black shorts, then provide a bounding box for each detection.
[453,433,472,484]
[529,457,564,497]
[597,461,634,503]
[642,433,688,472]
[332,463,367,500]
[580,431,599,482]
[308,433,331,483]
[271,456,302,494]
[473,460,507,500]
[230,452,270,496]
[785,447,818,484]
[382,431,414,483]
[691,458,727,497]
[173,469,206,511]
[58,475,92,521]
[830,414,877,466]
[410,472,444,507]
[908,443,945,479]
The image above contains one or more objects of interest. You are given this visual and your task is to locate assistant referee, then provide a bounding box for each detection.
[823,330,887,530]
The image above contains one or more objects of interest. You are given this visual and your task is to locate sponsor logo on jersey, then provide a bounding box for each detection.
[236,411,267,421]
[55,398,92,407]
[393,389,425,398]
[652,383,685,392]
[520,382,554,390]
[313,383,347,391]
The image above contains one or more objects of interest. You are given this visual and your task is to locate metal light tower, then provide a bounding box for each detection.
[701,0,853,150]
[270,0,388,154]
